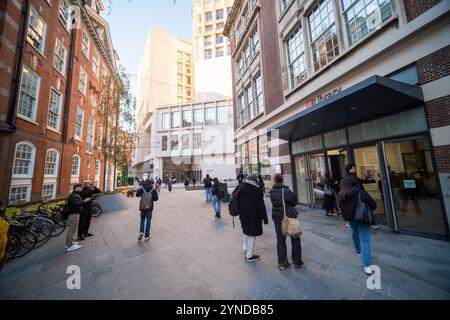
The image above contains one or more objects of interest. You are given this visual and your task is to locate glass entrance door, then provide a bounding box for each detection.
[384,138,446,235]
[353,145,387,224]
[327,149,348,188]
[294,155,310,205]
[309,153,326,208]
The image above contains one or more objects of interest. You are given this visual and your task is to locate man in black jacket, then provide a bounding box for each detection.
[78,183,100,241]
[67,184,91,252]
[238,174,268,262]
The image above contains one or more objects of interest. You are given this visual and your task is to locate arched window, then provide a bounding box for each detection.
[95,160,100,176]
[44,149,59,177]
[12,142,36,177]
[71,155,81,177]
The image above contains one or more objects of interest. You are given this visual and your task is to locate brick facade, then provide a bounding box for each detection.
[425,95,450,129]
[434,145,450,173]
[404,0,442,22]
[417,45,450,85]
[0,0,117,203]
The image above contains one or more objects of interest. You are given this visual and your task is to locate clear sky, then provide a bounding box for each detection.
[104,0,194,98]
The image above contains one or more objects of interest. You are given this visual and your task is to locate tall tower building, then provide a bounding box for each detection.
[135,27,192,175]
[193,0,234,101]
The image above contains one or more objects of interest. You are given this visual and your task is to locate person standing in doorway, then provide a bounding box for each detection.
[238,174,268,262]
[203,174,213,202]
[322,173,337,216]
[136,179,159,241]
[270,174,303,270]
[338,164,377,275]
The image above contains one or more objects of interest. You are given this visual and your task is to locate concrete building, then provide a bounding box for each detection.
[134,27,193,178]
[225,0,450,239]
[193,0,235,101]
[0,0,119,203]
[152,99,235,182]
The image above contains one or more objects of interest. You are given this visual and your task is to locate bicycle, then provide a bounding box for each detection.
[14,211,54,248]
[35,201,67,237]
[91,200,103,217]
[7,222,38,259]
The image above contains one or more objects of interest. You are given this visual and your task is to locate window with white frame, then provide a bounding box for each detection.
[47,89,62,131]
[97,125,103,148]
[182,134,190,150]
[217,106,229,124]
[193,109,203,126]
[244,43,251,67]
[28,8,46,53]
[71,155,81,177]
[171,135,179,150]
[251,28,260,54]
[171,111,180,128]
[53,40,67,75]
[182,110,192,127]
[254,74,264,115]
[44,149,59,176]
[87,116,95,153]
[236,55,243,79]
[79,67,87,95]
[205,11,212,23]
[205,107,216,126]
[205,49,212,59]
[74,107,84,140]
[342,0,393,46]
[82,32,90,58]
[308,0,339,72]
[193,133,202,149]
[18,67,40,121]
[286,25,307,87]
[9,186,30,202]
[245,85,254,120]
[13,142,35,176]
[216,47,225,57]
[93,50,100,76]
[239,94,246,126]
[281,0,294,11]
[205,36,212,47]
[216,34,224,45]
[216,23,224,31]
[58,0,70,28]
[95,160,100,176]
[216,9,224,20]
[161,136,168,151]
[161,112,170,130]
[42,184,56,201]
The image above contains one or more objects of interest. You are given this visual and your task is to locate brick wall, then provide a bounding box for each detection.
[404,0,442,22]
[425,95,450,129]
[417,45,450,85]
[434,145,450,173]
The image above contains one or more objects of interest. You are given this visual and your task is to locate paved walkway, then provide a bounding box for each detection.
[1,185,450,300]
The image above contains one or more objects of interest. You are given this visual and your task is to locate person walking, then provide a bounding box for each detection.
[192,177,197,186]
[184,176,190,189]
[237,174,268,262]
[270,174,304,270]
[256,174,265,195]
[168,177,173,192]
[337,164,377,274]
[211,177,225,218]
[322,173,337,216]
[237,171,245,185]
[78,182,100,240]
[136,179,159,241]
[203,174,213,202]
[66,184,91,252]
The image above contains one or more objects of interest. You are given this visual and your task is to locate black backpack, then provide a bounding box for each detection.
[217,183,226,199]
[228,186,240,217]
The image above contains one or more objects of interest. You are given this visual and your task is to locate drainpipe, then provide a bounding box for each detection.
[2,0,30,133]
[58,28,76,194]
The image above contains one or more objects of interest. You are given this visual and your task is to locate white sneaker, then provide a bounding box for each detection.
[66,244,82,252]
[65,242,79,249]
[345,222,351,228]
[145,235,152,241]
[372,225,379,230]
[364,266,373,275]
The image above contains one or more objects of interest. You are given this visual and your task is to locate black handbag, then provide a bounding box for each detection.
[355,190,377,225]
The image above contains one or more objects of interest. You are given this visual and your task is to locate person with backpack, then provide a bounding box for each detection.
[66,183,91,252]
[203,174,213,202]
[337,164,377,274]
[211,177,225,218]
[270,174,303,270]
[322,173,337,217]
[237,174,268,262]
[136,179,159,241]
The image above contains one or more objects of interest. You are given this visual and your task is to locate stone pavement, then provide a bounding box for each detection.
[1,184,449,300]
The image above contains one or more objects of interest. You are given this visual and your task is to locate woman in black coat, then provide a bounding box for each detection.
[270,174,303,270]
[237,174,268,262]
[322,173,337,216]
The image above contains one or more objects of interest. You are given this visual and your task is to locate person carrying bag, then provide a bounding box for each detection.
[281,188,302,238]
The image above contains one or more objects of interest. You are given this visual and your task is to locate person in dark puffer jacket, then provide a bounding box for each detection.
[270,174,304,270]
[338,164,377,275]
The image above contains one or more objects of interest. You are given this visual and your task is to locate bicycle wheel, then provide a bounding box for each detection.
[92,204,103,217]
[50,212,67,237]
[32,217,54,248]
[7,234,21,259]
[12,229,37,258]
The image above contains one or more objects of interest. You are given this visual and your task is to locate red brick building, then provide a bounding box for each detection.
[0,0,118,204]
[225,0,450,239]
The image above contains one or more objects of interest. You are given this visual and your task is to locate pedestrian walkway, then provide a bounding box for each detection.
[0,187,449,300]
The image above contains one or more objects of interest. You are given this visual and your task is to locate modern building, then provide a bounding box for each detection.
[0,0,119,203]
[134,27,193,178]
[225,0,450,239]
[193,0,235,101]
[152,99,235,182]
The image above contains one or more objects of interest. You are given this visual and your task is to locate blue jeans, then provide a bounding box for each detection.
[205,187,212,202]
[140,210,153,238]
[349,221,372,267]
[212,195,221,215]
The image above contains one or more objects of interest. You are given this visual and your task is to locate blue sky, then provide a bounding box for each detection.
[104,0,194,97]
